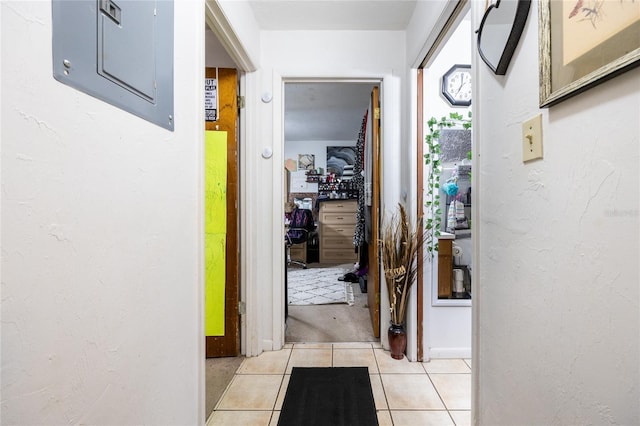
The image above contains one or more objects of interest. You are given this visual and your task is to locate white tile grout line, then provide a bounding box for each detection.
[371,345,395,425]
[212,369,241,412]
[425,369,461,425]
[271,347,295,411]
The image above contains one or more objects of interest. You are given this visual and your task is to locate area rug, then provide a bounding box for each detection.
[278,367,378,426]
[287,265,353,305]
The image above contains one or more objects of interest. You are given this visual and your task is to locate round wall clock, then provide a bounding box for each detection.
[442,64,472,107]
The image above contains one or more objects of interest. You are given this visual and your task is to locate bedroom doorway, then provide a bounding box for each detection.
[283,81,381,343]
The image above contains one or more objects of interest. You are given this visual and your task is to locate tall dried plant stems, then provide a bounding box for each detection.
[380,203,425,325]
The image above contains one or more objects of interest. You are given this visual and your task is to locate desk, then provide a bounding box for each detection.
[438,233,455,298]
[285,222,318,265]
[289,241,307,264]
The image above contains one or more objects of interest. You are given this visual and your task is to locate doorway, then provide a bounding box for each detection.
[417,3,473,361]
[283,81,380,343]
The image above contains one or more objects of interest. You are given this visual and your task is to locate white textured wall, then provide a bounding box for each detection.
[285,140,355,174]
[1,1,205,424]
[405,0,450,67]
[284,140,355,194]
[216,0,261,67]
[475,1,639,424]
[422,15,472,122]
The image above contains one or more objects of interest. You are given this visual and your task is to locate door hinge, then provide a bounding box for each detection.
[237,96,245,109]
[238,301,246,315]
[374,107,380,120]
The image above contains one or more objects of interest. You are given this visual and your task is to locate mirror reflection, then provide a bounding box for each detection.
[477,0,531,75]
[438,129,472,301]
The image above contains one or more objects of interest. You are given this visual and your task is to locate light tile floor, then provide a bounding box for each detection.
[208,343,471,426]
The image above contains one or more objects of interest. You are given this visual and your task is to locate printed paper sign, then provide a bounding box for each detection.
[205,78,218,122]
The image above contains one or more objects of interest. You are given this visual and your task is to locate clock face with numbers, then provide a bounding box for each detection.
[442,64,472,107]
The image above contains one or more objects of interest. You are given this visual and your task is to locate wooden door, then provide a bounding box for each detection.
[416,69,425,361]
[205,68,239,357]
[367,87,381,338]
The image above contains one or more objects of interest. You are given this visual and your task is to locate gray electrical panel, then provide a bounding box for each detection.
[52,0,174,131]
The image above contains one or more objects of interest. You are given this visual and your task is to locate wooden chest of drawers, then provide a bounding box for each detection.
[319,200,358,264]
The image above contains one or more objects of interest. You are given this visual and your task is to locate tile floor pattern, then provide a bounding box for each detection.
[208,342,471,426]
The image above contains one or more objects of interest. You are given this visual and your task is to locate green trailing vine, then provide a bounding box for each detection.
[424,112,472,257]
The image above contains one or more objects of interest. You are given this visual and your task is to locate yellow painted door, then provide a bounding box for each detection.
[205,68,239,358]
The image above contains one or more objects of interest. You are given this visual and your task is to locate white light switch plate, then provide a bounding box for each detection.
[522,114,543,162]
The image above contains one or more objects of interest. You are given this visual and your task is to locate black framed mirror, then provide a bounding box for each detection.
[477,0,531,75]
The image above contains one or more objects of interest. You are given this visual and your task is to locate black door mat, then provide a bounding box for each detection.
[278,367,378,426]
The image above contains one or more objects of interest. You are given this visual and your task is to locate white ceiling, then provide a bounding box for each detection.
[248,0,417,31]
[285,82,377,141]
[244,1,416,142]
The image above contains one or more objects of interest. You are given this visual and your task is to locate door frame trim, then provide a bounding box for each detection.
[204,1,257,72]
[204,3,257,356]
[273,73,392,350]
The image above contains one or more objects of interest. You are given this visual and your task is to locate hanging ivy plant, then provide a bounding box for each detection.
[424,111,472,257]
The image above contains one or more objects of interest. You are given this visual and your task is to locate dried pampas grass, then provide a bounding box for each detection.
[380,203,426,325]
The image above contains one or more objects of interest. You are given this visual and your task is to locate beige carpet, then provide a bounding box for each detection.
[205,356,244,419]
[286,281,377,343]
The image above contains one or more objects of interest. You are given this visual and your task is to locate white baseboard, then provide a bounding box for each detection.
[262,340,274,352]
